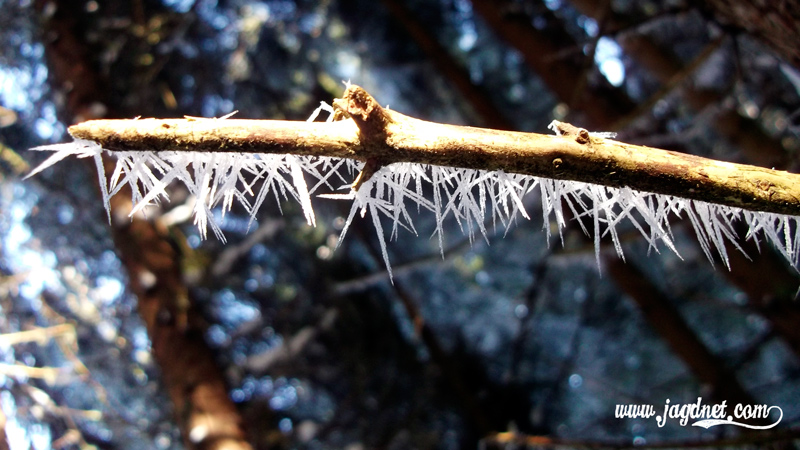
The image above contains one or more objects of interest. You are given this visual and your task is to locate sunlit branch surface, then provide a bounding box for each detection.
[28,85,800,275]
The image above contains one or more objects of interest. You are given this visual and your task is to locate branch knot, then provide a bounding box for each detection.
[334,85,393,146]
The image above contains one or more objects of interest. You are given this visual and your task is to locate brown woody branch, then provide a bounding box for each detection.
[68,84,800,216]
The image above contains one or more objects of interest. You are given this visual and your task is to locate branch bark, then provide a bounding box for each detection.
[0,406,7,450]
[68,84,800,216]
[37,1,255,447]
[112,203,254,450]
[566,0,790,169]
[703,0,800,69]
[469,0,637,128]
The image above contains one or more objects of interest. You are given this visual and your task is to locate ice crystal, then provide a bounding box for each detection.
[27,141,349,242]
[27,132,800,278]
[325,163,800,274]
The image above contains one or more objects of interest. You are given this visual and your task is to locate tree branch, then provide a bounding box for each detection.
[67,84,800,216]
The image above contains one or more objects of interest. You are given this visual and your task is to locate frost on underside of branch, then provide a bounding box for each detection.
[27,139,800,278]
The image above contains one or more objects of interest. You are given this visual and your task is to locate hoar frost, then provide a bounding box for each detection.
[27,125,800,278]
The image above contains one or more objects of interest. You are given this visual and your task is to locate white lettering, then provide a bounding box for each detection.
[619,398,780,430]
[735,403,770,420]
[615,404,656,419]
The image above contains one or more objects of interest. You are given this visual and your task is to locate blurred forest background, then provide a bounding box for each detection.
[1,0,800,448]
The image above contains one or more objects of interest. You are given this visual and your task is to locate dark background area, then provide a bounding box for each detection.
[1,0,800,449]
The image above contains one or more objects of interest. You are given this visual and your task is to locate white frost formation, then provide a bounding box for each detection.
[27,134,800,277]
